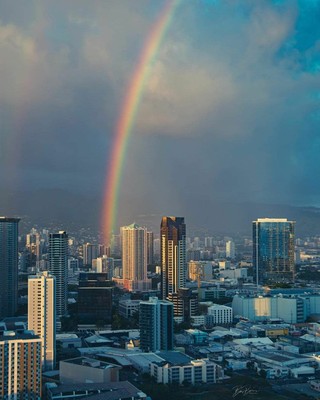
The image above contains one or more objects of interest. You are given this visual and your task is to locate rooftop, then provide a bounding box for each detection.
[61,357,120,370]
[47,381,146,400]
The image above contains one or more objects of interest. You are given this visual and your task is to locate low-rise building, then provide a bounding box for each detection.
[207,304,233,326]
[150,357,224,385]
[46,381,147,400]
[60,357,121,384]
[118,300,141,319]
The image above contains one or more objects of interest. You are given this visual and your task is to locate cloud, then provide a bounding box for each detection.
[0,0,320,223]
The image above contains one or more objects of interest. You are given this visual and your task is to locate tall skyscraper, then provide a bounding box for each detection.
[0,217,20,318]
[49,231,68,317]
[28,271,56,370]
[146,231,154,267]
[139,297,174,352]
[0,331,42,399]
[121,223,151,291]
[160,217,186,300]
[82,243,99,267]
[253,218,295,284]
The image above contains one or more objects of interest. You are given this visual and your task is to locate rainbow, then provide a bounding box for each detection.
[102,0,179,243]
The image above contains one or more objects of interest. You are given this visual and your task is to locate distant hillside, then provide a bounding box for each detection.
[0,189,319,236]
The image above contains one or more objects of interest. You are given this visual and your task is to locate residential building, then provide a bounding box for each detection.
[0,217,20,318]
[28,271,56,370]
[0,331,42,399]
[139,297,173,352]
[150,357,224,385]
[253,218,295,284]
[168,288,199,323]
[121,223,151,291]
[207,304,233,326]
[49,231,68,317]
[160,217,186,300]
[226,240,235,259]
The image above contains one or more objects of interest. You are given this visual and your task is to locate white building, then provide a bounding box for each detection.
[226,241,235,259]
[232,294,306,323]
[121,223,151,291]
[0,331,42,399]
[28,271,56,370]
[220,268,247,280]
[150,358,224,385]
[207,304,233,325]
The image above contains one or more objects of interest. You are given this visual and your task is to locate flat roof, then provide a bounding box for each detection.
[48,381,144,399]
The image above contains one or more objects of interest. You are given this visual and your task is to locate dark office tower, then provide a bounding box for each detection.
[160,217,186,300]
[0,217,20,318]
[78,273,113,324]
[147,231,154,267]
[49,231,68,317]
[253,218,295,285]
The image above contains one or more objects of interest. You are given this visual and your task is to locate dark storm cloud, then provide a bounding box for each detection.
[0,0,320,225]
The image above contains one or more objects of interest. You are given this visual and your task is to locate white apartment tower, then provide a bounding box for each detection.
[121,223,151,291]
[28,271,56,370]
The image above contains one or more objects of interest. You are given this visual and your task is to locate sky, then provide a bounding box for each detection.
[0,0,320,229]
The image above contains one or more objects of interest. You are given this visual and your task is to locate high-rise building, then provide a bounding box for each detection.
[168,288,199,323]
[95,255,114,278]
[28,271,56,370]
[139,297,173,352]
[78,273,113,324]
[49,231,68,317]
[121,223,151,291]
[146,231,154,267]
[82,243,99,267]
[160,217,186,300]
[0,331,42,399]
[226,240,235,259]
[0,217,20,318]
[253,218,295,284]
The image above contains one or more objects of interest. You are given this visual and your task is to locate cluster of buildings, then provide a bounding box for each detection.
[2,212,320,398]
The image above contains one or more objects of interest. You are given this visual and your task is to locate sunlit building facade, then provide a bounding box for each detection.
[121,223,151,291]
[28,271,56,371]
[253,218,295,284]
[161,217,186,300]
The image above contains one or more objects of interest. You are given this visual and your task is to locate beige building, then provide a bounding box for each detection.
[60,357,120,384]
[121,223,151,291]
[0,331,42,399]
[188,261,212,281]
[28,271,56,370]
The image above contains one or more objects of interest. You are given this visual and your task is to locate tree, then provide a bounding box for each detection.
[259,369,267,378]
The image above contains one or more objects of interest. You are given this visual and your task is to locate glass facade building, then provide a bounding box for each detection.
[253,218,295,284]
[49,231,68,317]
[0,217,20,318]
